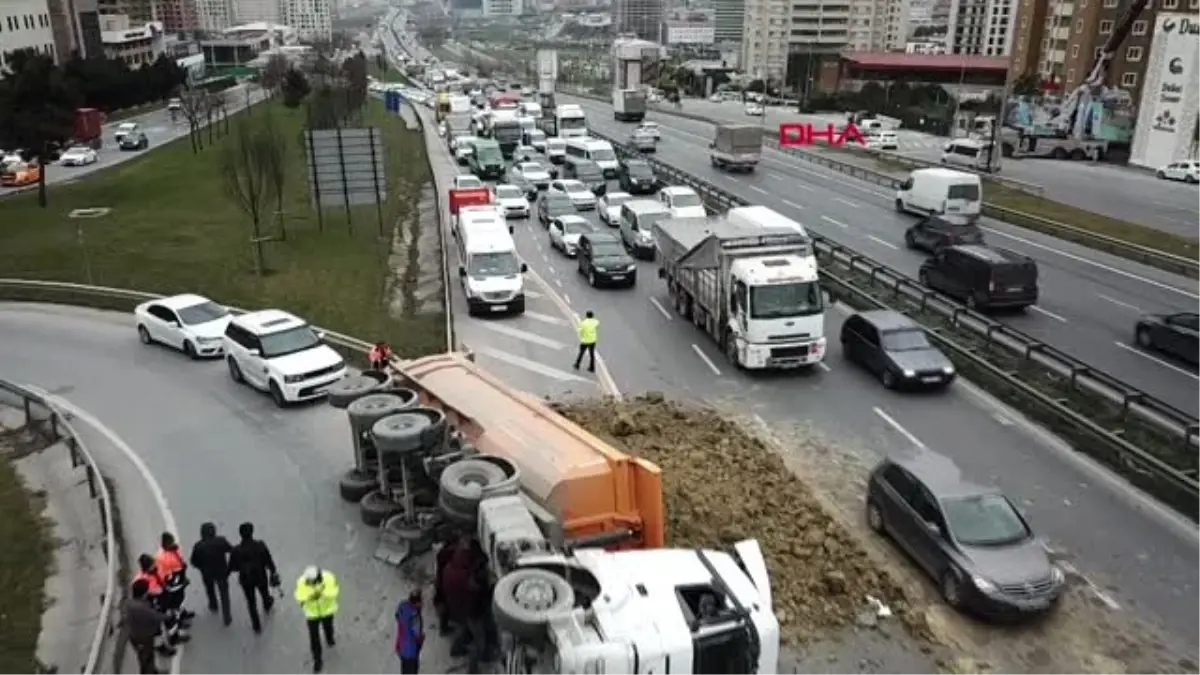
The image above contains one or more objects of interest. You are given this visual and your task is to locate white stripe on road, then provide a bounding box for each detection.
[691,344,722,376]
[523,311,568,326]
[1029,305,1069,323]
[524,289,544,299]
[834,197,859,208]
[867,235,898,250]
[822,216,849,228]
[749,185,769,195]
[872,407,927,449]
[782,199,805,210]
[649,296,672,320]
[476,322,566,350]
[473,347,592,382]
[1097,294,1141,312]
[1113,341,1200,380]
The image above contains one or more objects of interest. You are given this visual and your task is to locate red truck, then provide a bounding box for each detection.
[73,108,106,150]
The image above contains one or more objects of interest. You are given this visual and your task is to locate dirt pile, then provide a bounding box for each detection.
[553,393,921,645]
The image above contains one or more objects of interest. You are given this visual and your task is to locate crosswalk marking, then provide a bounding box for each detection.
[474,347,592,383]
[476,321,567,350]
[523,311,568,326]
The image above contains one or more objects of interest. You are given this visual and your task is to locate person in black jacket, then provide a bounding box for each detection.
[126,578,169,674]
[190,522,234,625]
[228,521,280,634]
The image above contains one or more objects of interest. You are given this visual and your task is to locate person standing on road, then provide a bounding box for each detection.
[126,578,169,673]
[189,522,233,625]
[228,521,280,634]
[294,566,340,673]
[395,589,425,674]
[155,532,194,628]
[573,311,599,373]
[132,553,189,649]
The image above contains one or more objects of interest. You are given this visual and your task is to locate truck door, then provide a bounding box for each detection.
[729,279,748,335]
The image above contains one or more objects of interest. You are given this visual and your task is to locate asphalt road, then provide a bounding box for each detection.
[562,94,1200,415]
[671,98,1200,237]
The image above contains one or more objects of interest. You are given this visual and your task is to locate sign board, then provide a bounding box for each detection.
[304,128,387,209]
[384,90,404,112]
[1129,14,1200,168]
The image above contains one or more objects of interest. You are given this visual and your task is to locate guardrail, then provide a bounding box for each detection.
[0,379,119,674]
[405,100,456,352]
[589,131,1200,518]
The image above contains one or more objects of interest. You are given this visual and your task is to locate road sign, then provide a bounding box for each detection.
[304,127,387,210]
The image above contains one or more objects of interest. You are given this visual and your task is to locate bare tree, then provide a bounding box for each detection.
[259,111,290,240]
[261,53,290,94]
[220,117,274,275]
[205,92,221,145]
[178,88,207,152]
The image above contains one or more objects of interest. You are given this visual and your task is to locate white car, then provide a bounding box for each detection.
[866,130,899,151]
[222,309,347,407]
[491,184,530,218]
[744,102,764,117]
[453,174,484,190]
[548,215,594,257]
[527,129,548,152]
[599,191,632,226]
[135,293,233,358]
[1156,160,1199,184]
[550,179,597,210]
[59,146,98,166]
[658,186,707,219]
[114,122,139,143]
[515,161,552,188]
[637,121,661,140]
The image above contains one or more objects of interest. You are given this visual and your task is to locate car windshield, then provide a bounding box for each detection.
[519,162,546,174]
[591,241,625,258]
[495,186,523,199]
[177,301,229,325]
[560,219,592,234]
[606,194,632,208]
[456,176,483,188]
[881,329,930,351]
[259,325,322,359]
[670,192,702,208]
[468,251,520,276]
[626,163,654,178]
[119,123,137,131]
[561,180,586,192]
[749,281,824,319]
[474,145,502,162]
[590,147,616,161]
[941,493,1031,547]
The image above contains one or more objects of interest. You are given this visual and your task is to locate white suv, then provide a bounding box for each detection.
[222,309,347,407]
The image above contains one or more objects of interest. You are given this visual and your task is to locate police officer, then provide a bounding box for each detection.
[294,566,340,673]
[126,578,169,673]
[189,522,233,625]
[155,533,193,627]
[572,310,599,373]
[229,522,280,634]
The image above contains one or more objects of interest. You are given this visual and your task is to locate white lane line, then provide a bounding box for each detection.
[1097,294,1141,312]
[872,406,927,449]
[816,361,832,372]
[553,277,563,287]
[782,199,805,210]
[768,175,785,181]
[792,183,814,192]
[476,322,566,350]
[1029,305,1069,323]
[1113,342,1200,380]
[524,311,568,326]
[1058,560,1122,611]
[691,344,722,376]
[835,197,859,208]
[749,185,769,195]
[524,289,544,299]
[822,215,849,229]
[649,296,672,320]
[562,292,571,306]
[867,235,898,250]
[474,346,592,382]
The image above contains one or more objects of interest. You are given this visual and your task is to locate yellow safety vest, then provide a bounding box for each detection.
[294,571,339,619]
[577,318,599,345]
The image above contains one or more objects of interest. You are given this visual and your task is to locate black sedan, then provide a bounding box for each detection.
[904,215,984,253]
[617,159,659,195]
[537,193,576,227]
[119,132,149,151]
[840,310,955,389]
[505,166,538,201]
[1135,312,1198,366]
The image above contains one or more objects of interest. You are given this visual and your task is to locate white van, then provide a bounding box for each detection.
[894,168,982,219]
[457,226,527,315]
[564,138,619,177]
[940,138,1000,172]
[545,138,567,164]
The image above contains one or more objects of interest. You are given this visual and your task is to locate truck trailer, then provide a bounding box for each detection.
[709,124,762,172]
[611,37,658,122]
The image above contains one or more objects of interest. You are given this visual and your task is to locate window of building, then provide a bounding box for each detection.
[1191,0,1199,9]
[1067,67,1075,81]
[1163,0,1178,7]
[1099,19,1113,32]
[1121,71,1137,87]
[1126,46,1143,60]
[1075,18,1083,32]
[1071,44,1079,57]
[1131,19,1147,34]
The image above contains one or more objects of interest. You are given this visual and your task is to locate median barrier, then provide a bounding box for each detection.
[588,132,1200,519]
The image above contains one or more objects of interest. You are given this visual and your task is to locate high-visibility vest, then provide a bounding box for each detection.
[155,548,187,592]
[133,569,163,596]
[577,318,598,345]
[294,570,340,619]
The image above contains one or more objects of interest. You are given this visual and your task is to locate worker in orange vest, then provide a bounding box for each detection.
[132,553,189,652]
[155,533,195,632]
[369,342,392,371]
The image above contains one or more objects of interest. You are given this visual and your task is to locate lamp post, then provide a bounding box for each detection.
[69,208,111,286]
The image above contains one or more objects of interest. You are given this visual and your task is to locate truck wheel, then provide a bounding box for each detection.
[339,468,376,503]
[359,489,401,527]
[372,412,433,455]
[327,374,385,409]
[439,458,508,513]
[724,334,742,370]
[493,568,576,640]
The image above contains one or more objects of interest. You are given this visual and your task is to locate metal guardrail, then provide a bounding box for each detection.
[404,100,456,352]
[589,131,1200,517]
[0,379,119,674]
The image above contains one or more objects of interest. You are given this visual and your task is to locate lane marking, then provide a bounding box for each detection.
[835,197,859,207]
[691,344,722,376]
[476,322,566,350]
[792,183,814,192]
[561,292,571,306]
[867,235,898,250]
[1029,305,1069,323]
[1058,560,1122,611]
[768,175,785,181]
[473,347,592,382]
[749,185,769,195]
[523,311,568,326]
[553,277,563,287]
[781,199,805,210]
[1097,294,1141,312]
[822,215,848,228]
[816,361,832,372]
[524,268,623,398]
[649,296,672,320]
[1113,341,1199,380]
[872,406,927,449]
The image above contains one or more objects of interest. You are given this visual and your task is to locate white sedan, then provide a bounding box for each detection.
[1156,160,1199,184]
[744,102,764,117]
[658,186,707,219]
[599,191,632,226]
[549,179,597,210]
[637,121,661,139]
[453,174,484,190]
[59,146,98,166]
[491,184,530,218]
[514,161,552,188]
[548,215,595,257]
[135,293,233,358]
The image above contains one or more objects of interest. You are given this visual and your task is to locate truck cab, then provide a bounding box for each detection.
[467,138,506,179]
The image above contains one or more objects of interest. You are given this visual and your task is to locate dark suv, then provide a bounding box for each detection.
[566,159,608,195]
[577,232,636,288]
[918,245,1037,311]
[617,159,659,195]
[904,215,984,254]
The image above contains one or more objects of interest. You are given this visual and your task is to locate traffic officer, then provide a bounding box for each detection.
[132,553,189,649]
[294,566,340,673]
[572,310,599,373]
[126,578,169,673]
[189,522,233,625]
[155,532,194,628]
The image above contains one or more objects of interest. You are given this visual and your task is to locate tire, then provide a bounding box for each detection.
[439,458,509,513]
[866,499,885,534]
[411,406,448,449]
[183,341,196,359]
[138,325,152,345]
[492,568,576,640]
[348,391,417,425]
[359,489,401,527]
[1051,147,1068,160]
[438,490,478,526]
[339,468,376,503]
[894,199,904,213]
[1136,327,1153,349]
[372,412,433,455]
[269,381,288,408]
[903,231,917,249]
[724,335,741,370]
[227,357,244,384]
[940,571,963,609]
[327,374,384,409]
[1187,175,1198,184]
[1156,170,1166,179]
[881,370,897,389]
[918,269,929,285]
[588,270,597,287]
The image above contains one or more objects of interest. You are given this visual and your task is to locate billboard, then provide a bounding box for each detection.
[1129,14,1200,168]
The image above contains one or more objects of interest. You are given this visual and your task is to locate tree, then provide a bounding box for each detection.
[261,54,290,93]
[746,79,766,93]
[0,49,82,207]
[177,87,208,152]
[341,51,368,111]
[258,111,290,239]
[281,68,311,108]
[1012,72,1040,97]
[220,117,275,275]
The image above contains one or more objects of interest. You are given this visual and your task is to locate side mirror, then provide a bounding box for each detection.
[247,348,261,357]
[316,331,327,340]
[519,263,528,273]
[458,266,467,277]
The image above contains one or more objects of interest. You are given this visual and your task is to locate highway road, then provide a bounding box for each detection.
[665,98,1200,237]
[561,94,1200,415]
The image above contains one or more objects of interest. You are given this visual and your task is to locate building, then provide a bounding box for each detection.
[279,0,331,40]
[157,0,197,32]
[196,0,236,31]
[832,51,1007,93]
[616,0,663,40]
[944,0,1014,56]
[907,38,947,52]
[1129,12,1200,168]
[483,0,524,16]
[99,14,165,66]
[713,0,745,44]
[47,0,104,59]
[199,23,271,66]
[97,0,155,22]
[235,0,280,23]
[740,0,788,80]
[224,20,295,45]
[0,0,59,69]
[872,0,910,50]
[663,10,715,43]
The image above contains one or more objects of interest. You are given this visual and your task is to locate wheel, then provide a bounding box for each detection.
[1156,170,1166,179]
[327,374,384,409]
[372,412,433,454]
[866,499,885,534]
[227,357,244,383]
[940,571,963,609]
[269,381,288,408]
[492,568,576,640]
[1051,147,1068,160]
[881,370,897,389]
[1069,149,1087,160]
[137,325,152,345]
[588,270,597,287]
[359,489,401,527]
[965,294,978,310]
[918,269,930,285]
[183,340,197,359]
[339,468,376,503]
[1188,175,1198,184]
[724,335,741,370]
[348,391,416,429]
[1001,143,1014,158]
[894,199,904,213]
[903,231,917,249]
[1136,327,1153,348]
[439,458,509,513]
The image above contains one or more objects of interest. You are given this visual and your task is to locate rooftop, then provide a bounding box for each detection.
[841,52,1009,72]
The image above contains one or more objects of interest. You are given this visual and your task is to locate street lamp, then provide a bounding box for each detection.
[69,208,111,286]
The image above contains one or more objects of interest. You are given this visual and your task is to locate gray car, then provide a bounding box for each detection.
[866,452,1065,618]
[840,310,955,389]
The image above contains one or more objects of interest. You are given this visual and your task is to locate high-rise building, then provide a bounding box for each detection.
[740,0,788,80]
[713,0,745,43]
[157,0,197,31]
[47,0,104,59]
[235,0,280,23]
[0,0,59,68]
[196,0,235,31]
[280,0,330,41]
[615,0,663,41]
[944,0,1014,55]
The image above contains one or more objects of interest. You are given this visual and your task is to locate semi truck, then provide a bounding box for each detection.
[73,108,106,150]
[488,109,524,158]
[709,124,762,172]
[655,206,828,370]
[611,37,658,122]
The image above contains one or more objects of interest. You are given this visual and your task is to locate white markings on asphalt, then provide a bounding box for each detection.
[867,235,898,250]
[1029,305,1069,323]
[1097,294,1141,312]
[649,297,672,320]
[749,185,769,195]
[691,344,722,376]
[524,289,544,299]
[816,361,832,372]
[872,407,927,449]
[1113,341,1200,380]
[523,311,568,326]
[561,292,571,306]
[821,215,849,229]
[473,347,591,382]
[782,199,805,210]
[477,322,566,350]
[553,277,563,287]
[1057,560,1122,611]
[834,197,859,208]
[768,175,785,181]
[792,183,814,192]
[992,413,1013,426]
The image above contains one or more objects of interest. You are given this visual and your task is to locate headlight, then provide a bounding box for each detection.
[625,264,636,272]
[903,369,915,378]
[943,365,955,375]
[1050,566,1065,584]
[970,574,995,592]
[284,373,306,384]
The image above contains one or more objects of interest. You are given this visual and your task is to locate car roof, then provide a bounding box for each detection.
[855,309,919,332]
[158,293,213,310]
[606,191,632,199]
[624,198,669,214]
[662,185,696,195]
[887,451,993,499]
[582,231,620,243]
[235,309,305,334]
[950,244,1030,264]
[558,214,589,224]
[494,183,523,192]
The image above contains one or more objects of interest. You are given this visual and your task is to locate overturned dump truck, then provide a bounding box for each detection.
[326,353,780,674]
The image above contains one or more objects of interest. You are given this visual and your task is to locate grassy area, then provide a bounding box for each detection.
[0,446,54,673]
[0,100,445,358]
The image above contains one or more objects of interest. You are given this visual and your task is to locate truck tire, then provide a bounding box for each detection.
[372,412,433,455]
[411,406,448,449]
[493,568,576,640]
[339,468,376,503]
[438,490,478,526]
[327,375,385,409]
[348,391,417,425]
[439,458,508,513]
[360,489,401,527]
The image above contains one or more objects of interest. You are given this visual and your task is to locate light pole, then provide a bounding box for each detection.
[69,208,111,286]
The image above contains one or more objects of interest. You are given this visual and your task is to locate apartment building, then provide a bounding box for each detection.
[665,18,717,42]
[196,0,236,31]
[280,0,331,40]
[157,0,197,31]
[740,0,787,79]
[97,0,156,22]
[47,0,104,59]
[99,13,164,65]
[713,0,745,43]
[0,0,59,69]
[945,0,1015,55]
[236,0,280,23]
[615,0,663,40]
[483,0,524,16]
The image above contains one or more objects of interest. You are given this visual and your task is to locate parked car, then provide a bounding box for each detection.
[222,309,347,407]
[840,310,955,389]
[548,215,595,257]
[1134,312,1199,366]
[904,215,984,254]
[1156,160,1199,183]
[135,293,233,359]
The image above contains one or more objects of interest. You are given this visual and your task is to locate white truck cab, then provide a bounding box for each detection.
[457,226,526,315]
[895,168,982,219]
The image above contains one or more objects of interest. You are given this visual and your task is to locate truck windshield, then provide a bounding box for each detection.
[750,281,823,319]
[468,252,520,276]
[560,116,587,131]
[494,124,522,143]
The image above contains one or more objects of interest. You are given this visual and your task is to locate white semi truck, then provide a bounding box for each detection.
[611,37,659,122]
[655,206,828,370]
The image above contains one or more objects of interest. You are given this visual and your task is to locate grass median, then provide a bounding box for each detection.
[0,100,445,357]
[0,440,54,673]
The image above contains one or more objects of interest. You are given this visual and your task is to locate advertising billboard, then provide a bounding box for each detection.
[1129,14,1200,168]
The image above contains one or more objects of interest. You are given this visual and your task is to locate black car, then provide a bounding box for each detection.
[618,159,659,194]
[1134,312,1198,366]
[577,232,636,288]
[866,453,1065,618]
[538,193,576,227]
[905,215,984,254]
[119,132,149,151]
[840,310,955,389]
[567,159,608,195]
[505,166,539,200]
[918,245,1038,311]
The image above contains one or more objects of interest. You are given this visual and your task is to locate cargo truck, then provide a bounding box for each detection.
[611,37,658,122]
[73,108,106,150]
[708,124,761,172]
[655,206,828,369]
[613,89,647,123]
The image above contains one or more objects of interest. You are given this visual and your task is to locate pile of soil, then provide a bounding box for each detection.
[552,394,923,645]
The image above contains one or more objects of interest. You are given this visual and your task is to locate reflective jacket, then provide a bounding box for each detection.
[133,569,164,597]
[155,547,189,593]
[577,318,598,345]
[294,570,339,619]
